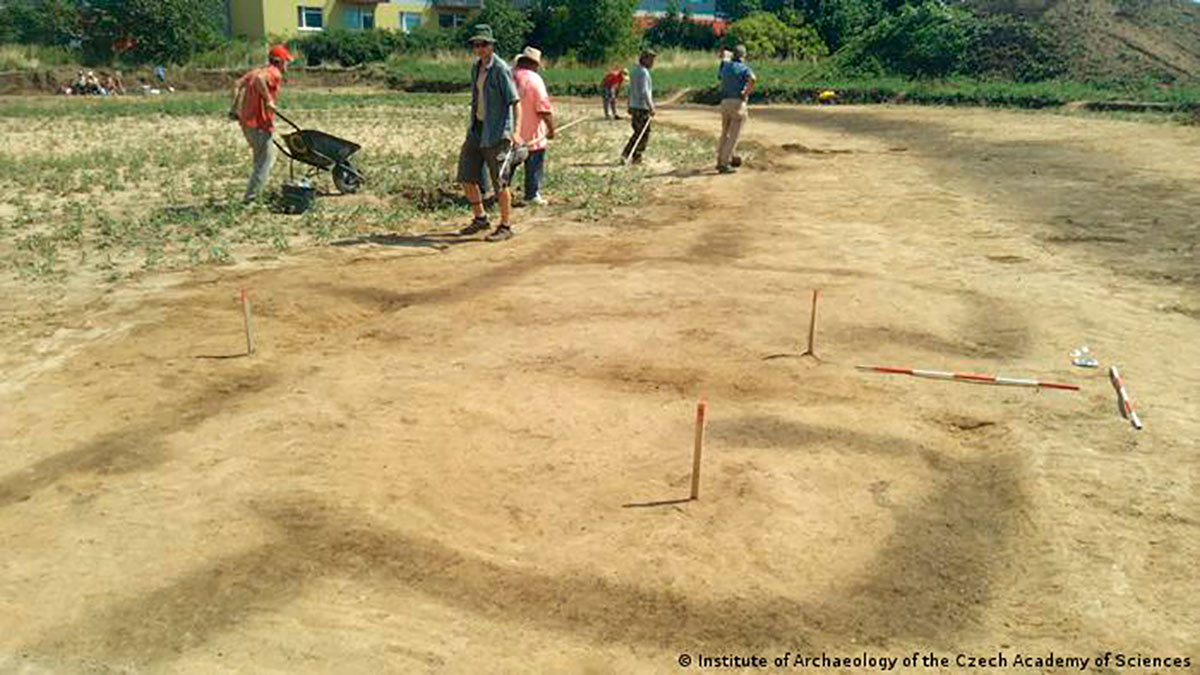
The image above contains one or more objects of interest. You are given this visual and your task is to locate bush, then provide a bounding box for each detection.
[961,13,1065,82]
[291,29,404,67]
[840,1,974,78]
[403,24,460,54]
[189,38,268,70]
[724,12,827,60]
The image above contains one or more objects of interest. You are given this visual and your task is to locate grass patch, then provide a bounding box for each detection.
[0,90,707,284]
[384,56,1200,110]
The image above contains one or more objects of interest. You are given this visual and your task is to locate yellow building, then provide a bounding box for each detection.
[226,0,483,40]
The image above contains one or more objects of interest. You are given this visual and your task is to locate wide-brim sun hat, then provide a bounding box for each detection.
[469,24,496,45]
[516,46,542,66]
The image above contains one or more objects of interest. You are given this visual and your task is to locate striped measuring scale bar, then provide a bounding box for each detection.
[856,365,1080,391]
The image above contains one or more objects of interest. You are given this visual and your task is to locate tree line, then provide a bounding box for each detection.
[0,0,1065,81]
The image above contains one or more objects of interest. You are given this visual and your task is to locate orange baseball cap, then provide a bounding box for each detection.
[269,44,294,63]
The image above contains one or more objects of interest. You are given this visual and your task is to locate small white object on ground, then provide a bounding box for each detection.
[1070,345,1099,368]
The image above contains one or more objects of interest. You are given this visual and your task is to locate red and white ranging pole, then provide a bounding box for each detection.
[856,365,1080,391]
[1109,366,1143,430]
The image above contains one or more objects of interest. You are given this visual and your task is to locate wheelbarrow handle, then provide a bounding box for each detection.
[274,109,302,132]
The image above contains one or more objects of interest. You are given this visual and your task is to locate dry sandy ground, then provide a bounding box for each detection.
[0,104,1197,673]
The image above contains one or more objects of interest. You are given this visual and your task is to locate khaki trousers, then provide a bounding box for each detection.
[717,98,748,167]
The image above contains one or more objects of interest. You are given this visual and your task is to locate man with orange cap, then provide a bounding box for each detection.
[230,44,294,202]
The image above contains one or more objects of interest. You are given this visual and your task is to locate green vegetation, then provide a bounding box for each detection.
[724,12,828,60]
[383,55,1200,109]
[4,0,1198,92]
[80,0,224,65]
[0,0,223,65]
[0,91,710,283]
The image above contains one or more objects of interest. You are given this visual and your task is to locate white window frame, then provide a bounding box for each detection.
[297,6,324,31]
[400,12,422,33]
[353,7,375,30]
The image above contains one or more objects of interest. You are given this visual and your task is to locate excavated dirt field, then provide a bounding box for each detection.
[1,103,1197,673]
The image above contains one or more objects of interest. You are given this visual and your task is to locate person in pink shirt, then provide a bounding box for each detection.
[512,46,555,206]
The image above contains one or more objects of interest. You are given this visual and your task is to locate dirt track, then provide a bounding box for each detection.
[1,104,1197,672]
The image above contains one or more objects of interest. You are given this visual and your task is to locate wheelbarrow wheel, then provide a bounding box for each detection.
[332,161,361,194]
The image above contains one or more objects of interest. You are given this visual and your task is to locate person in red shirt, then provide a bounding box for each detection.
[601,67,628,120]
[230,45,293,202]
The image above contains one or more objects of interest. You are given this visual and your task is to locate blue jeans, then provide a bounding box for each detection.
[522,149,545,200]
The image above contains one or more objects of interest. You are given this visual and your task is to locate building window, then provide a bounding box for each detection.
[298,6,324,30]
[438,13,466,29]
[345,7,375,29]
[401,12,422,33]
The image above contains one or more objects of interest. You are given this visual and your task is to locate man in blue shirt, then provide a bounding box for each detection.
[456,24,522,242]
[717,44,756,174]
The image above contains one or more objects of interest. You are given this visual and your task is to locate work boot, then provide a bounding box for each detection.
[484,224,513,242]
[458,215,490,236]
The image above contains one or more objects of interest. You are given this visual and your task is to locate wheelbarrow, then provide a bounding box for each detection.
[272,110,364,194]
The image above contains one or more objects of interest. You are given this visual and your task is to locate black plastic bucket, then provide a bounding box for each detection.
[280,181,316,214]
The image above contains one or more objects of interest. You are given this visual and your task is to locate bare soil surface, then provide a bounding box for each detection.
[1,104,1197,672]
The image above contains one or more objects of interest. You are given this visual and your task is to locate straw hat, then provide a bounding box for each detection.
[516,46,542,66]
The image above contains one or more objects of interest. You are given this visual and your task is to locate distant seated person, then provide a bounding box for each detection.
[70,70,86,95]
[104,71,125,96]
[84,71,104,95]
[95,72,113,96]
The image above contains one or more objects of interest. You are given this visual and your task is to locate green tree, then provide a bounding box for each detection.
[795,0,881,51]
[716,0,764,21]
[840,1,974,77]
[459,0,534,60]
[81,0,224,64]
[526,0,571,57]
[724,11,827,59]
[564,0,637,64]
[0,0,80,47]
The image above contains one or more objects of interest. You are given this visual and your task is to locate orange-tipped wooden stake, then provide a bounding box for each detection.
[690,398,707,500]
[801,289,820,359]
[241,287,255,356]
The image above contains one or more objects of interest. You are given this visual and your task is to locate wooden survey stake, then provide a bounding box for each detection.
[801,289,820,358]
[690,398,707,500]
[241,287,255,356]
